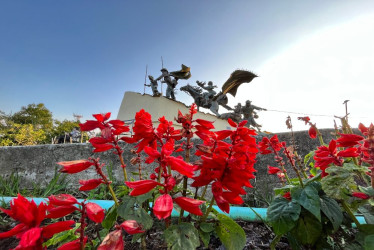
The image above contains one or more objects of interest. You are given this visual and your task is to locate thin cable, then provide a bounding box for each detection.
[265,109,370,119]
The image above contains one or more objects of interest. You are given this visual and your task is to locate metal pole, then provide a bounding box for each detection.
[143,65,147,94]
[161,56,164,95]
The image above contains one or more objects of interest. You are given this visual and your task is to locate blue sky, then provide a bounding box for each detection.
[1,1,373,132]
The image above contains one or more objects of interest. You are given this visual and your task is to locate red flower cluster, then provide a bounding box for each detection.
[80,112,130,154]
[124,108,206,220]
[0,194,75,249]
[192,119,258,213]
[314,139,360,177]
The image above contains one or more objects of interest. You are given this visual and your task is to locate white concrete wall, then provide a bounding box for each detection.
[117,92,232,131]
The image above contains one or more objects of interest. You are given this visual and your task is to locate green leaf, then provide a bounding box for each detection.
[364,235,374,250]
[359,207,374,224]
[200,222,215,233]
[117,196,136,219]
[321,166,357,200]
[43,223,80,247]
[126,208,153,230]
[102,205,118,230]
[164,223,200,250]
[359,186,374,197]
[292,185,321,221]
[274,185,295,195]
[215,214,246,250]
[199,231,211,248]
[320,196,343,231]
[135,192,153,204]
[267,197,301,235]
[290,211,322,245]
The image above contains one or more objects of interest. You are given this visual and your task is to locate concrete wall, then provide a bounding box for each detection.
[0,129,339,200]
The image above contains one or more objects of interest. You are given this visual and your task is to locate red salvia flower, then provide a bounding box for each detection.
[98,230,124,250]
[153,194,173,220]
[120,220,145,235]
[86,202,105,223]
[268,166,282,174]
[97,229,125,250]
[46,205,77,219]
[79,179,104,191]
[308,126,317,139]
[174,197,205,216]
[58,237,87,250]
[0,194,75,249]
[58,160,94,174]
[125,180,161,196]
[48,194,78,206]
[336,133,364,147]
[283,192,292,201]
[352,192,370,200]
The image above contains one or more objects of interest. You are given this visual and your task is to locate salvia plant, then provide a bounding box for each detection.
[0,105,372,249]
[0,104,258,249]
[264,116,374,249]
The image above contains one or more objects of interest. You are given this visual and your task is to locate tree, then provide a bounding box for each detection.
[11,103,53,131]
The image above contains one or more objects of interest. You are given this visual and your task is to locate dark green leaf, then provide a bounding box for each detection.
[164,223,200,250]
[321,166,357,200]
[267,197,301,235]
[320,196,343,231]
[359,186,374,197]
[215,214,246,250]
[101,205,118,230]
[200,222,215,233]
[292,185,321,221]
[135,192,153,204]
[117,196,136,219]
[364,235,374,250]
[359,207,374,224]
[199,231,211,248]
[126,208,153,230]
[290,211,322,245]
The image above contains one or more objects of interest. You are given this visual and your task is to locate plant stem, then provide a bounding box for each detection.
[79,202,86,250]
[107,184,119,206]
[341,200,361,228]
[201,197,215,222]
[200,185,208,199]
[118,154,128,182]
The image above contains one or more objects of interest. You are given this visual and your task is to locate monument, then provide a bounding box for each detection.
[119,64,266,130]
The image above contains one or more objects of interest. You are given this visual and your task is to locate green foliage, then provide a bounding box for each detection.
[321,165,358,200]
[164,223,200,250]
[44,223,80,248]
[320,196,343,231]
[11,103,53,131]
[215,214,246,250]
[292,184,321,221]
[267,197,301,235]
[290,210,322,245]
[102,205,118,230]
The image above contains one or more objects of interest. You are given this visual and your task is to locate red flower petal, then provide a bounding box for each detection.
[352,192,370,200]
[98,230,124,250]
[86,203,105,223]
[120,220,145,235]
[19,227,42,248]
[58,160,94,174]
[215,130,233,140]
[153,194,173,220]
[174,197,205,216]
[48,194,78,206]
[46,205,77,219]
[58,237,87,250]
[227,118,237,127]
[79,120,104,131]
[308,126,317,139]
[79,179,104,191]
[125,180,160,196]
[195,119,215,129]
[42,220,75,239]
[0,223,26,239]
[267,166,281,175]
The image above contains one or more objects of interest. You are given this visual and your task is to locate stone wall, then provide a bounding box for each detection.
[0,129,339,199]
